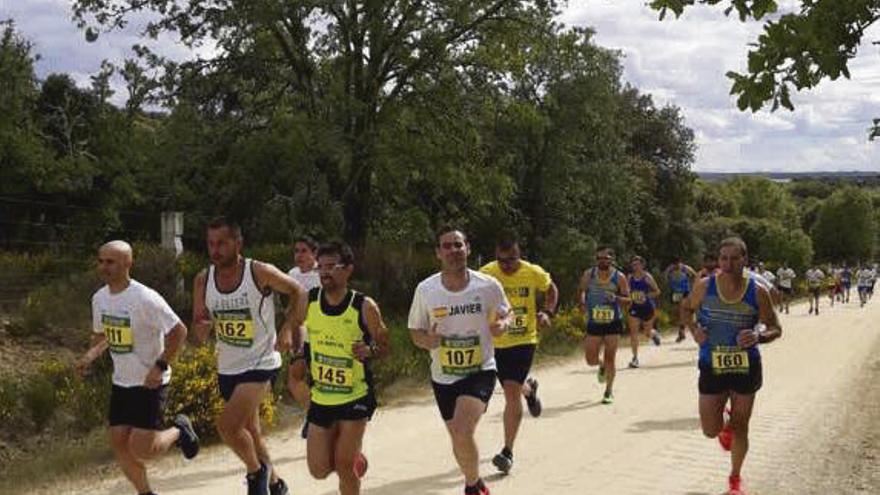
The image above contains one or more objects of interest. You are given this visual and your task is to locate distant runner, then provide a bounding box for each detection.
[775,263,796,314]
[626,255,662,368]
[805,266,824,315]
[664,257,697,343]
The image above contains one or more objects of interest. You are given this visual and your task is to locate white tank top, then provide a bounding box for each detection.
[206,259,281,374]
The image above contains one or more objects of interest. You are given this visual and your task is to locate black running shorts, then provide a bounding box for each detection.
[217,368,279,402]
[307,393,377,429]
[431,370,496,422]
[586,320,624,337]
[628,304,655,321]
[109,384,168,430]
[495,344,536,385]
[698,359,763,395]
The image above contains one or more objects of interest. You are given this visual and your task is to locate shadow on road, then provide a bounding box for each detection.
[627,416,700,434]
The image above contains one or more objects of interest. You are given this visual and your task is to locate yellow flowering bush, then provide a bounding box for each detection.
[165,344,276,439]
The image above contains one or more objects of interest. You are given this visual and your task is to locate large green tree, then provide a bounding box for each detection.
[811,187,876,262]
[72,0,561,248]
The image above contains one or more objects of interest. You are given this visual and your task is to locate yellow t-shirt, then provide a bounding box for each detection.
[480,260,552,349]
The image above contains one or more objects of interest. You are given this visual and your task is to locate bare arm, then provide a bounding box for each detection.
[253,261,307,352]
[681,277,709,343]
[756,286,782,344]
[615,272,631,305]
[353,297,390,361]
[576,270,591,312]
[160,322,187,363]
[542,281,559,314]
[191,269,212,344]
[409,325,440,350]
[74,333,109,376]
[646,274,662,299]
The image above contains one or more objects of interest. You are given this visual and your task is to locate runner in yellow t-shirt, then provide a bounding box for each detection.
[480,233,558,475]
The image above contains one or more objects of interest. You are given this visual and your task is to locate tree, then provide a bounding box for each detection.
[649,0,880,134]
[72,0,561,248]
[811,187,876,262]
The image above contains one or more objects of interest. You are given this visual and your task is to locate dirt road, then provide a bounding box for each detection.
[34,298,880,495]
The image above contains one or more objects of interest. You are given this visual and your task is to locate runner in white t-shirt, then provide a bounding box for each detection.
[409,228,511,495]
[75,241,198,495]
[286,236,322,439]
[775,263,796,314]
[805,267,825,315]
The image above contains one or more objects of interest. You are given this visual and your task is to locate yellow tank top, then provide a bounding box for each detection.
[307,289,371,406]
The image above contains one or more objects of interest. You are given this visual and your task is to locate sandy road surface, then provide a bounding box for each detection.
[32,298,880,495]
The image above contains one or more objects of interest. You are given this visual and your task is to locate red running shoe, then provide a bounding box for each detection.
[727,474,745,494]
[353,452,368,479]
[718,408,733,451]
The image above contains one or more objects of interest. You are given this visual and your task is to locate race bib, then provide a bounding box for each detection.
[312,353,354,394]
[103,315,133,354]
[672,292,684,303]
[710,346,750,375]
[214,309,255,348]
[591,305,615,324]
[509,307,528,334]
[440,336,482,376]
[631,291,646,305]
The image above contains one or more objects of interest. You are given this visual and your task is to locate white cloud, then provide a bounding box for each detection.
[2,0,879,172]
[562,0,880,172]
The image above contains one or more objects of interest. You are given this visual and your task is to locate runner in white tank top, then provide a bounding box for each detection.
[192,218,307,495]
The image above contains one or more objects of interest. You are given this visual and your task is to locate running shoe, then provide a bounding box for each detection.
[353,452,369,479]
[524,378,542,417]
[269,478,289,495]
[492,450,513,474]
[601,391,614,404]
[727,474,745,495]
[675,331,686,343]
[246,462,270,495]
[718,408,732,451]
[651,330,661,346]
[597,365,606,384]
[173,414,200,460]
[628,357,639,369]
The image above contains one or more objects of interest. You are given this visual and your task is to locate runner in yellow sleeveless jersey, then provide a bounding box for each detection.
[305,242,388,495]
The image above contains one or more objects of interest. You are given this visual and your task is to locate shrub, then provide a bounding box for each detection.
[22,375,57,431]
[0,378,20,425]
[165,344,275,439]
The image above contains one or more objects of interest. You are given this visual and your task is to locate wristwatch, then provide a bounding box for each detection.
[154,359,169,371]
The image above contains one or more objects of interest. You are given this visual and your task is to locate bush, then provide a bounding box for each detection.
[19,270,100,345]
[22,375,57,431]
[165,344,275,439]
[0,378,20,425]
[537,308,585,356]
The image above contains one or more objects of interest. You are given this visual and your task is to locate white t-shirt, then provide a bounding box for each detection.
[761,270,776,285]
[408,269,510,385]
[92,280,181,387]
[288,265,322,291]
[806,269,825,287]
[776,267,795,289]
[857,269,874,287]
[288,265,321,343]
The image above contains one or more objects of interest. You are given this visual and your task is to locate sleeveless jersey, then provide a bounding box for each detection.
[586,267,623,328]
[628,273,655,311]
[697,275,761,371]
[668,266,690,294]
[307,288,373,406]
[206,259,280,374]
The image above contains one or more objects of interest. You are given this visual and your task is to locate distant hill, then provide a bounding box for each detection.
[697,171,880,183]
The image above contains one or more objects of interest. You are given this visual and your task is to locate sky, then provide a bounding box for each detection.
[2,0,879,172]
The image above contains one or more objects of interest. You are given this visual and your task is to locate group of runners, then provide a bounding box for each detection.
[78,217,880,495]
[803,263,877,314]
